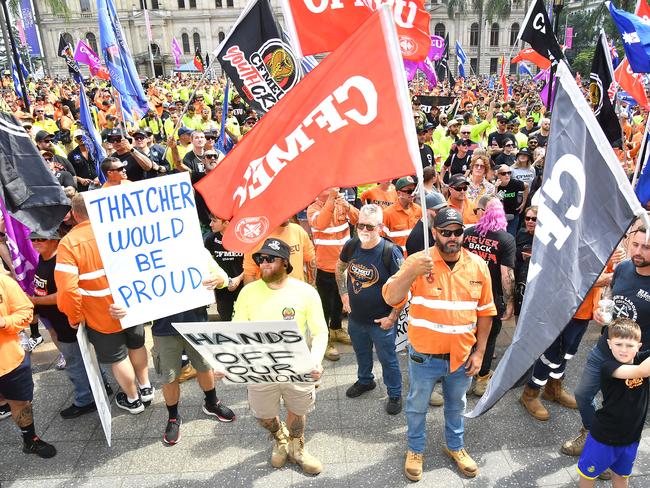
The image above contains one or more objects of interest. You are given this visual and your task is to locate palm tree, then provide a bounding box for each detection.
[446,0,512,75]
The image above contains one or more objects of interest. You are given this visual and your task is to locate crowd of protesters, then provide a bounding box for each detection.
[0,69,650,484]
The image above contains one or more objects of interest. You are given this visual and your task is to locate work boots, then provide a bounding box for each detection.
[519,385,549,421]
[473,371,493,397]
[330,328,352,345]
[270,422,290,468]
[561,427,588,456]
[287,435,322,475]
[404,451,424,481]
[542,378,578,409]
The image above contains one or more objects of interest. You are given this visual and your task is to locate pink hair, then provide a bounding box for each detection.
[474,198,507,236]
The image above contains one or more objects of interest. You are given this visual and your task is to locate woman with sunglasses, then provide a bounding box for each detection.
[514,206,537,315]
[466,153,495,206]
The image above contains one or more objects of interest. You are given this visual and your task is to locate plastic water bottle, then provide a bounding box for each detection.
[19,330,31,352]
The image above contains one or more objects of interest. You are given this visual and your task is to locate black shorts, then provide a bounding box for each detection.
[0,354,34,401]
[86,325,146,364]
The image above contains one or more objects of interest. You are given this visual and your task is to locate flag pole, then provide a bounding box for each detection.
[1,0,29,110]
[631,114,650,189]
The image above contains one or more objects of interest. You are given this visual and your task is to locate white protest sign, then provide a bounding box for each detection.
[83,173,215,328]
[395,296,410,352]
[173,320,316,384]
[77,323,111,446]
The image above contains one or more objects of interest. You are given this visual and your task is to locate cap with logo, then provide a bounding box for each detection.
[434,207,464,228]
[395,176,417,191]
[448,174,469,188]
[253,238,294,274]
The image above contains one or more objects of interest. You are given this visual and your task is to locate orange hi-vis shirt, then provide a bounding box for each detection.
[55,220,122,334]
[447,197,478,225]
[361,185,397,208]
[243,223,316,282]
[307,198,359,273]
[0,275,34,377]
[383,246,497,372]
[383,202,422,250]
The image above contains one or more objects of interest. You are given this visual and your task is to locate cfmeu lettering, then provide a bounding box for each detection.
[88,182,195,224]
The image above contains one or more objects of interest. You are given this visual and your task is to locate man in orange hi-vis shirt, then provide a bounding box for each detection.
[383,208,496,481]
[383,176,422,252]
[308,187,359,362]
[361,181,397,209]
[0,274,57,458]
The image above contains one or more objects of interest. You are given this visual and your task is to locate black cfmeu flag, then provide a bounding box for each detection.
[57,34,81,81]
[590,31,621,145]
[215,0,304,114]
[520,0,564,63]
[435,33,455,85]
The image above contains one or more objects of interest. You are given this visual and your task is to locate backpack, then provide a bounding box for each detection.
[341,236,396,272]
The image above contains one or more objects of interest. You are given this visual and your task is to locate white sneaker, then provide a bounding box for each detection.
[28,336,44,352]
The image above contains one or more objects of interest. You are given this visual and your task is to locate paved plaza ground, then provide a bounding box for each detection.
[2,314,650,488]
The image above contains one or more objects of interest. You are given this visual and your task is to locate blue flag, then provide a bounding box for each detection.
[488,76,494,89]
[217,81,233,155]
[519,63,533,77]
[97,0,149,121]
[78,87,107,184]
[11,61,23,100]
[455,40,467,78]
[607,1,650,73]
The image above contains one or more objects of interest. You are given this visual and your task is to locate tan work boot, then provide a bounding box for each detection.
[561,427,588,456]
[270,423,290,468]
[519,385,549,421]
[287,435,322,475]
[429,388,444,407]
[542,378,577,409]
[330,328,352,345]
[404,450,423,481]
[324,342,340,361]
[177,363,197,383]
[443,447,478,478]
[473,371,492,397]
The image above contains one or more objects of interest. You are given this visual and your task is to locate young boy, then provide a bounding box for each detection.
[577,318,650,487]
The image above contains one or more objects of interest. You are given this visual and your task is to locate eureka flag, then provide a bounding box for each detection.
[468,61,648,417]
[456,40,466,78]
[196,6,421,253]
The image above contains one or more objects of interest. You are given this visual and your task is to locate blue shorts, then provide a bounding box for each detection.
[577,433,639,479]
[0,354,34,401]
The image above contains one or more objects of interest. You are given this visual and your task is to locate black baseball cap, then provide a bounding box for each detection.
[434,208,464,228]
[253,238,293,274]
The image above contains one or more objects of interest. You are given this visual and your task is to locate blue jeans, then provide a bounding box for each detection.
[56,340,95,407]
[348,317,402,397]
[574,345,608,430]
[507,214,520,237]
[405,346,473,453]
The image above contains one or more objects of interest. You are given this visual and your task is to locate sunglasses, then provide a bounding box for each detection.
[474,164,486,169]
[204,154,218,159]
[31,238,47,243]
[205,135,216,140]
[107,166,127,172]
[461,131,471,135]
[108,138,122,144]
[504,144,514,148]
[398,188,416,195]
[357,223,378,231]
[473,207,485,215]
[498,171,512,176]
[253,254,279,265]
[43,156,53,161]
[75,135,83,140]
[525,216,537,222]
[452,186,468,192]
[134,135,146,140]
[437,228,464,237]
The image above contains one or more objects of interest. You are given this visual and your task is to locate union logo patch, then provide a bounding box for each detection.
[234,216,270,244]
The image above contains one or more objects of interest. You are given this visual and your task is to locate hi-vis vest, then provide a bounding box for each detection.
[383,202,422,251]
[55,220,121,334]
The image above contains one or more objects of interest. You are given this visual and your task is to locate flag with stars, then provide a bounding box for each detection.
[608,1,650,73]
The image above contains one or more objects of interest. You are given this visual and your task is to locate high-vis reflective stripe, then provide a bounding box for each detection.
[55,263,79,274]
[540,354,561,369]
[409,317,477,334]
[309,211,321,223]
[313,237,351,246]
[385,229,412,238]
[312,222,350,234]
[79,269,106,281]
[78,287,112,297]
[411,296,479,311]
[477,302,495,311]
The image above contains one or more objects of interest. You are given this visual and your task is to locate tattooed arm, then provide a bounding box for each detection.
[335,259,350,313]
[501,264,515,321]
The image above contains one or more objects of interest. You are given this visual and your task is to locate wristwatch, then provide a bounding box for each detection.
[227,277,234,288]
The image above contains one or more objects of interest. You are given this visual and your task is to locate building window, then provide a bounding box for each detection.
[178,0,185,8]
[193,33,201,53]
[182,33,190,53]
[86,33,98,53]
[151,43,160,56]
[151,0,159,8]
[490,23,499,46]
[434,23,445,38]
[510,23,520,46]
[218,31,225,42]
[490,57,498,74]
[80,0,91,11]
[216,0,222,6]
[62,32,74,48]
[227,0,233,6]
[470,23,479,47]
[509,62,517,75]
[470,57,478,74]
[189,0,196,7]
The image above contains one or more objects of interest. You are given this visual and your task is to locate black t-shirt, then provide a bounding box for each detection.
[496,179,525,215]
[204,231,243,297]
[52,155,77,177]
[487,130,516,148]
[529,131,549,147]
[443,152,470,183]
[33,255,77,343]
[463,227,515,301]
[494,152,516,167]
[591,350,650,445]
[113,151,148,182]
[67,147,97,184]
[182,150,210,224]
[405,220,435,257]
[520,125,539,136]
[597,260,650,354]
[419,144,434,169]
[52,168,76,189]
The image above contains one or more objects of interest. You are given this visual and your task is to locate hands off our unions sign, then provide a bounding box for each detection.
[83,173,215,329]
[173,321,316,384]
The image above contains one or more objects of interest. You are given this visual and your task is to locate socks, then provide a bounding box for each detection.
[20,423,36,443]
[137,381,151,390]
[204,388,217,406]
[30,322,40,338]
[127,395,139,403]
[167,403,179,419]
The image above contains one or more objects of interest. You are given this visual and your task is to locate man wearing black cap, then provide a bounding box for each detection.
[446,174,477,225]
[520,115,539,137]
[405,192,446,257]
[383,208,496,480]
[35,130,77,177]
[417,124,434,169]
[132,129,168,176]
[67,130,99,191]
[166,126,193,171]
[233,238,327,475]
[41,150,76,189]
[487,114,516,155]
[107,128,158,182]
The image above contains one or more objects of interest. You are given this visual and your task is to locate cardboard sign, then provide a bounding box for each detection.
[83,173,215,328]
[77,323,112,446]
[395,296,410,352]
[173,320,315,384]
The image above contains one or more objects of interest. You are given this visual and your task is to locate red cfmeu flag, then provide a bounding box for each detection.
[195,5,420,253]
[511,47,551,70]
[281,0,430,61]
[614,57,650,109]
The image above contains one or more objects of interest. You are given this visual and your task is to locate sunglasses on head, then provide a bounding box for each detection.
[357,223,378,231]
[253,254,279,265]
[437,228,464,237]
[525,216,537,222]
